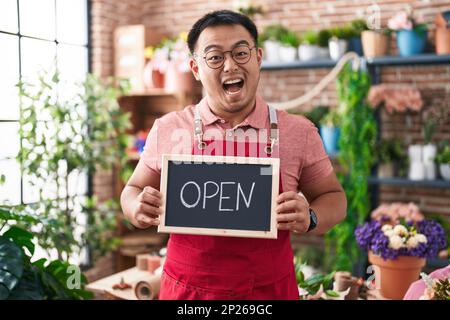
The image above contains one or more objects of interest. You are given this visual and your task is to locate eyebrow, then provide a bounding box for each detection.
[203,40,251,53]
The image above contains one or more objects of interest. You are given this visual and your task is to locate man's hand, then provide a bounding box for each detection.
[276,191,310,234]
[130,186,163,229]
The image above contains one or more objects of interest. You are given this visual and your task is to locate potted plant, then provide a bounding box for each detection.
[435,10,450,55]
[347,19,368,56]
[328,26,352,61]
[278,30,299,62]
[319,108,341,156]
[375,138,407,178]
[298,30,324,61]
[355,202,447,299]
[436,142,450,180]
[361,27,391,58]
[388,10,428,57]
[261,24,289,62]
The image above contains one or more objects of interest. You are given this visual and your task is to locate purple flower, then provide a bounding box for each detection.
[354,219,447,261]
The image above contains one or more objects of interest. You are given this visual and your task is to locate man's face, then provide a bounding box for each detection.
[190,24,263,114]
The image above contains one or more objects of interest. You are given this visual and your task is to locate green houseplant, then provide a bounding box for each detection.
[0,206,92,299]
[279,30,300,62]
[319,108,342,156]
[436,142,450,180]
[16,68,133,265]
[260,24,290,62]
[375,138,407,178]
[299,30,329,61]
[347,19,369,55]
[325,63,377,273]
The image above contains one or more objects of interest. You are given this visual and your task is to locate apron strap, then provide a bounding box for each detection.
[194,104,279,154]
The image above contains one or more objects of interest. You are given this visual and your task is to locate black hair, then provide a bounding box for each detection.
[187,10,258,54]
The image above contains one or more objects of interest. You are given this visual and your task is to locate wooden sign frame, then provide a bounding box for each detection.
[158,154,280,239]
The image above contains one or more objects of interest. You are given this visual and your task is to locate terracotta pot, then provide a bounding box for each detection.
[378,163,394,178]
[143,61,164,89]
[164,61,195,93]
[436,28,450,55]
[368,251,425,300]
[361,31,390,58]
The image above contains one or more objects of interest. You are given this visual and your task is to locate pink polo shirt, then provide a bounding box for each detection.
[140,95,333,193]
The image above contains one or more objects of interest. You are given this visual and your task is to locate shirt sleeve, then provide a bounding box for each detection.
[298,126,333,186]
[140,119,161,174]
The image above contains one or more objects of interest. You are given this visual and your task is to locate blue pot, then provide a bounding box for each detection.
[320,125,341,156]
[396,29,427,56]
[348,36,363,56]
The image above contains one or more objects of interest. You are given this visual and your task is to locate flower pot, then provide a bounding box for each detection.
[348,36,363,56]
[435,28,450,55]
[278,46,297,62]
[320,125,340,156]
[378,163,394,178]
[368,251,426,300]
[439,164,450,180]
[164,61,195,93]
[408,144,423,163]
[264,40,281,62]
[409,162,426,180]
[423,144,437,180]
[298,44,321,61]
[329,38,348,61]
[361,30,390,58]
[396,29,428,57]
[143,61,165,89]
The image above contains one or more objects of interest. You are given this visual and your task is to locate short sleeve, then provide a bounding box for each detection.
[299,126,333,186]
[140,119,161,174]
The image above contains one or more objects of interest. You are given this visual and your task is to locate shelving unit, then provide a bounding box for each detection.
[368,177,450,189]
[114,88,203,272]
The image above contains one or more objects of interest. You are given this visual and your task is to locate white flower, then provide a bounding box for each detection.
[406,236,420,248]
[393,225,408,237]
[415,233,427,244]
[384,230,395,238]
[381,224,393,232]
[389,235,405,250]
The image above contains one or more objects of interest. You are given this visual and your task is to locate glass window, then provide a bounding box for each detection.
[0,0,18,33]
[19,0,56,40]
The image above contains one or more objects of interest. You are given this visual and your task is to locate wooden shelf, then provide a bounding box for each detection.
[368,177,450,189]
[261,53,450,71]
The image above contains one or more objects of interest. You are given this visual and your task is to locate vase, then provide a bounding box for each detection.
[408,144,425,180]
[143,61,165,90]
[264,40,281,62]
[361,30,390,58]
[278,46,297,62]
[396,30,427,57]
[320,125,340,156]
[439,164,450,180]
[328,38,348,61]
[423,144,437,180]
[348,36,363,56]
[298,44,320,61]
[436,28,450,55]
[368,251,426,300]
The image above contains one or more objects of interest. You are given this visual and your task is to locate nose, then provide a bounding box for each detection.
[222,52,238,72]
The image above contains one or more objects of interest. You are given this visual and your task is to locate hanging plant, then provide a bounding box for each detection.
[325,63,377,272]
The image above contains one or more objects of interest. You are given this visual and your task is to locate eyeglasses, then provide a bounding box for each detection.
[195,45,256,69]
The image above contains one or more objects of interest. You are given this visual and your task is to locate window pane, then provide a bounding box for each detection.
[56,0,88,45]
[19,0,56,40]
[0,34,20,120]
[0,159,21,205]
[0,122,20,160]
[57,44,88,101]
[21,38,57,80]
[0,0,18,33]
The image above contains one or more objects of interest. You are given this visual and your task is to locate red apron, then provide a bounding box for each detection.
[159,106,299,300]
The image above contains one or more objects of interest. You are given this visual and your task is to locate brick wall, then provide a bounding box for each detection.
[90,0,450,267]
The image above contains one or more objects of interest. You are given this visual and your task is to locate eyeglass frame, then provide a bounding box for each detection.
[192,45,258,69]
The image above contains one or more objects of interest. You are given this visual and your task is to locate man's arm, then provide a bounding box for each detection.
[301,172,347,235]
[120,160,163,229]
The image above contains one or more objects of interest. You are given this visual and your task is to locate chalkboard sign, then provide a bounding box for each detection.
[158,154,280,239]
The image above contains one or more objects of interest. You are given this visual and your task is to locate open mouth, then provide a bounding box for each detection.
[222,78,244,95]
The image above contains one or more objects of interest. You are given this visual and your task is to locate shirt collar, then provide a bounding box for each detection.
[197,95,268,129]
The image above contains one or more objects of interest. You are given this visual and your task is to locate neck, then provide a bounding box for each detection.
[207,97,257,128]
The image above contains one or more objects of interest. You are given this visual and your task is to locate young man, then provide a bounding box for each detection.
[120,10,347,300]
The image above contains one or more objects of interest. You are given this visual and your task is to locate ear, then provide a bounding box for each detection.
[189,58,201,81]
[256,46,263,68]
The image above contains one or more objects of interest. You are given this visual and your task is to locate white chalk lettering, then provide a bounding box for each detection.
[219,182,235,212]
[203,181,219,209]
[180,181,201,208]
[237,182,255,210]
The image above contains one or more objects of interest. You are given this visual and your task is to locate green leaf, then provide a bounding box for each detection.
[0,236,24,299]
[3,226,35,256]
[7,264,44,300]
[325,290,340,297]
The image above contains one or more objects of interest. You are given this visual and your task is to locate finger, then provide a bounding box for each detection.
[276,199,303,213]
[276,212,305,223]
[277,191,300,204]
[136,213,160,226]
[138,191,163,206]
[137,202,163,216]
[143,186,164,200]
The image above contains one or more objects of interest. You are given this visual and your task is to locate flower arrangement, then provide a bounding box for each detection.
[355,203,447,260]
[368,84,423,114]
[419,271,450,300]
[388,10,427,34]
